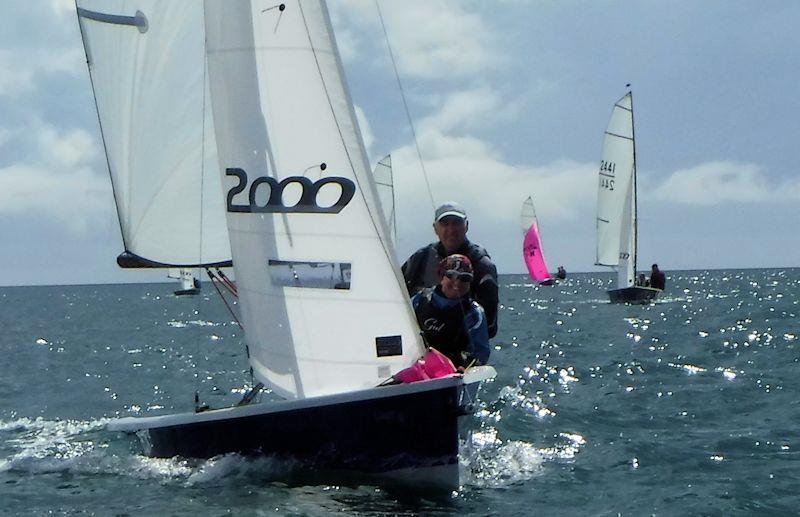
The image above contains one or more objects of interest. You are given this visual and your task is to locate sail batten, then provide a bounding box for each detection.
[77,7,148,31]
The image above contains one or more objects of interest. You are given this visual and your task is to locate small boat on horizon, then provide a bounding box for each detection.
[167,268,201,296]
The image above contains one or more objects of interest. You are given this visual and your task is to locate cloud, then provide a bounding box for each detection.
[419,88,514,134]
[782,178,800,200]
[383,1,499,79]
[36,124,97,169]
[650,161,777,205]
[0,122,110,234]
[354,105,375,158]
[333,0,501,80]
[0,127,15,148]
[50,0,75,18]
[391,128,594,228]
[0,47,84,98]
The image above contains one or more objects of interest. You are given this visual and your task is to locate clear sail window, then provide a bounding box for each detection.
[268,260,351,290]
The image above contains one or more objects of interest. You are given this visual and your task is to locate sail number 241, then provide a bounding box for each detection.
[599,160,616,191]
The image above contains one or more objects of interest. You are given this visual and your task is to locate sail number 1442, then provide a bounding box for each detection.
[599,160,616,191]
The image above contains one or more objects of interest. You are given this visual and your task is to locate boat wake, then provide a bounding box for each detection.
[0,416,305,485]
[460,426,585,488]
[0,417,112,475]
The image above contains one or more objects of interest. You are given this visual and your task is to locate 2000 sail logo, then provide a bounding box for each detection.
[225,168,355,214]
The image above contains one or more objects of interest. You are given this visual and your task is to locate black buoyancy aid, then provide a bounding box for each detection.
[414,289,472,366]
[405,240,491,292]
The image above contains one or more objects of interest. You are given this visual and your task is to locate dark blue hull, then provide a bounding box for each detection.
[173,288,200,296]
[146,385,462,470]
[608,286,660,304]
[110,369,493,489]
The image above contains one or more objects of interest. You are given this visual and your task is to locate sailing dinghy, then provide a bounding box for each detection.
[77,0,494,490]
[595,91,660,304]
[168,268,201,296]
[520,196,554,286]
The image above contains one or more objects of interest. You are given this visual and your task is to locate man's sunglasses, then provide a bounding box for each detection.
[444,270,473,283]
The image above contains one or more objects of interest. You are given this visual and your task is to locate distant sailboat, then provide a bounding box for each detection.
[372,154,396,245]
[595,91,660,304]
[78,0,494,490]
[167,268,201,296]
[520,196,554,285]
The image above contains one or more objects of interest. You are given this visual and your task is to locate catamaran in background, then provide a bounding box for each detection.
[76,0,494,490]
[595,91,660,304]
[167,268,201,296]
[520,196,554,286]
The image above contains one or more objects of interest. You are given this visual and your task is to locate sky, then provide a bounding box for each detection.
[1,0,799,286]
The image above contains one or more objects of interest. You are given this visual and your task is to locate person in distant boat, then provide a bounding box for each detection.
[650,264,666,290]
[556,266,567,280]
[411,254,490,370]
[402,202,499,338]
[637,273,649,287]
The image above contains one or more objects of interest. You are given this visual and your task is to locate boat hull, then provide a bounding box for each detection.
[173,288,200,296]
[108,367,494,490]
[608,286,660,304]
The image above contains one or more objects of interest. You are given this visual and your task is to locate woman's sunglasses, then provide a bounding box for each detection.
[444,270,473,283]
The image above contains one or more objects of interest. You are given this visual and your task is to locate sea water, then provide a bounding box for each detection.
[1,269,798,515]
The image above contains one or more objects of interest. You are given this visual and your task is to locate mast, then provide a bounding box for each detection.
[629,89,638,279]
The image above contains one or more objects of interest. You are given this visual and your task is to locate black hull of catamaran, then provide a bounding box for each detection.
[108,368,493,490]
[608,286,660,304]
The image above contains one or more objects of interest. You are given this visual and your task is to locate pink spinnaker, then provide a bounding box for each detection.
[523,223,551,283]
[521,196,552,284]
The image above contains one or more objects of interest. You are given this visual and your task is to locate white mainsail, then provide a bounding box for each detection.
[595,92,636,289]
[76,1,230,267]
[520,195,537,233]
[204,0,424,399]
[373,154,396,244]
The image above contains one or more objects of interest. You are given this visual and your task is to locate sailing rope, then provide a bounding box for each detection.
[205,267,257,397]
[375,0,436,211]
[375,3,474,364]
[192,26,210,413]
[192,271,203,412]
[206,268,242,329]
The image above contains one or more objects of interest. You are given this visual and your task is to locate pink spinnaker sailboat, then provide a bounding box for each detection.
[521,196,554,285]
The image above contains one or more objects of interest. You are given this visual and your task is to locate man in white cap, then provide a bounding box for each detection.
[401,201,499,338]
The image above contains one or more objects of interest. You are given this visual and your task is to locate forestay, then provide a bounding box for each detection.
[596,92,636,288]
[520,196,551,283]
[76,1,230,267]
[204,0,425,399]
